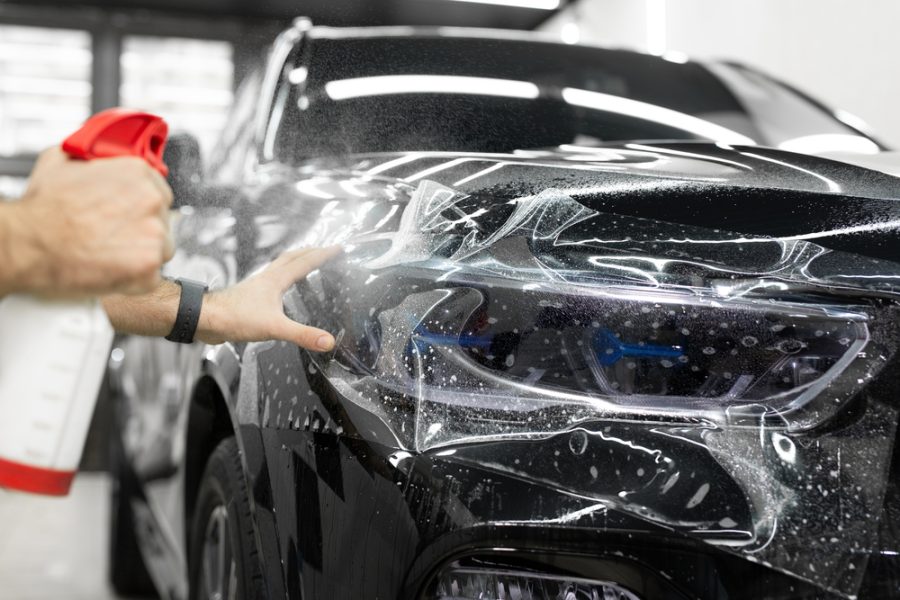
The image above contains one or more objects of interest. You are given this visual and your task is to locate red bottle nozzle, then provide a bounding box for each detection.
[62,108,170,177]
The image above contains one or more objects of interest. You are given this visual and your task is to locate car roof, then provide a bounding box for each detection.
[305,24,701,66]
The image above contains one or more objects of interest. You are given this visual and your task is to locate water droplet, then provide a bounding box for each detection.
[569,430,588,455]
[776,339,805,354]
[686,483,710,508]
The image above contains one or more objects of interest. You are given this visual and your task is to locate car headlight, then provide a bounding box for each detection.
[296,180,895,449]
[306,256,879,451]
[366,270,869,446]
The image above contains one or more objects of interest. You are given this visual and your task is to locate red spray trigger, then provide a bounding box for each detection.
[62,108,170,177]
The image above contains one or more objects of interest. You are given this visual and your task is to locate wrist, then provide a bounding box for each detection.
[195,290,229,345]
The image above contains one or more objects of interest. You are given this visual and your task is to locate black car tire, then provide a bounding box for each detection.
[109,433,157,598]
[188,437,265,600]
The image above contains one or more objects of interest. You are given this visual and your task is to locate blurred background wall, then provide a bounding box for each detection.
[541,0,900,147]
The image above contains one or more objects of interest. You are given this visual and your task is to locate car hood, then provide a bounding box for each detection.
[303,141,900,199]
[263,142,900,276]
[820,149,900,177]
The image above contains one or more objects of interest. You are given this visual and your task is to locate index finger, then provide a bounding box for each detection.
[269,245,344,291]
[146,165,174,209]
[24,147,68,195]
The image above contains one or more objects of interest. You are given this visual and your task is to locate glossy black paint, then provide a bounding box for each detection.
[110,25,900,600]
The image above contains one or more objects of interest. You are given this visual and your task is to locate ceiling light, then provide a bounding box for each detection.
[325,75,540,101]
[562,87,755,145]
[433,0,561,10]
[561,22,580,44]
[778,134,880,156]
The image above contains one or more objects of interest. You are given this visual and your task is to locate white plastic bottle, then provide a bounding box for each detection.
[0,295,113,496]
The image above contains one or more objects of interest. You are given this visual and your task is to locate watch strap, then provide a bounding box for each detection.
[165,278,208,344]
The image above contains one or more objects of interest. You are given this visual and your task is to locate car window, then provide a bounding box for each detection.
[705,61,880,154]
[270,34,876,161]
[209,69,262,182]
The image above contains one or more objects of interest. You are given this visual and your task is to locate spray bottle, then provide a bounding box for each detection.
[0,109,169,496]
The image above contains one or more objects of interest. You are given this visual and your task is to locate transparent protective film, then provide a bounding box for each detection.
[295,179,900,598]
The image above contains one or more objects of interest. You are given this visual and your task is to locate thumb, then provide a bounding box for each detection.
[272,316,335,352]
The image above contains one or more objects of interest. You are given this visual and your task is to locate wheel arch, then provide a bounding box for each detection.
[181,343,284,600]
[184,375,234,536]
[183,343,242,551]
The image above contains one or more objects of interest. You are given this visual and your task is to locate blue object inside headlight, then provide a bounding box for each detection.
[592,329,684,367]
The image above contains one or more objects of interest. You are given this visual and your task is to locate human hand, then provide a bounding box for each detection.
[196,246,342,351]
[6,147,174,296]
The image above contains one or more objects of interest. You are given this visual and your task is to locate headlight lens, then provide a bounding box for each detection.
[382,276,867,407]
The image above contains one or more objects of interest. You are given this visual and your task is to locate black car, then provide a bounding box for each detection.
[108,20,900,600]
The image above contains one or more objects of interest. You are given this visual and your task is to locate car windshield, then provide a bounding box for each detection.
[271,31,875,162]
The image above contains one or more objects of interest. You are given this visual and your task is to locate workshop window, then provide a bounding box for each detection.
[0,25,92,157]
[120,36,234,158]
[0,176,28,200]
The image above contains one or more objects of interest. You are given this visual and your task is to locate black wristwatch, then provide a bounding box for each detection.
[165,278,209,344]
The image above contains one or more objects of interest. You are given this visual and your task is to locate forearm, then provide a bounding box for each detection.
[102,279,181,338]
[102,279,229,344]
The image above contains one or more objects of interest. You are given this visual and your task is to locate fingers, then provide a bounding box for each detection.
[145,166,174,208]
[33,146,67,170]
[161,210,176,262]
[113,157,174,265]
[24,147,67,197]
[161,233,175,263]
[268,245,343,291]
[273,316,336,352]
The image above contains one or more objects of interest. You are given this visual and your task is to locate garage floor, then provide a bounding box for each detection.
[0,474,128,600]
